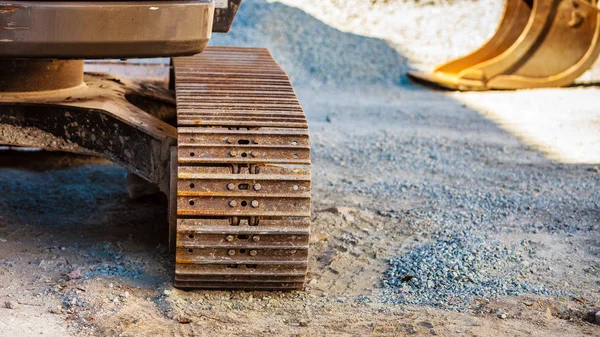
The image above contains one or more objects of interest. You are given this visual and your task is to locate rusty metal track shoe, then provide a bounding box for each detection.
[172,47,311,290]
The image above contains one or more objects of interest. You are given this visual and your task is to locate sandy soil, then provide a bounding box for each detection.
[1,1,599,336]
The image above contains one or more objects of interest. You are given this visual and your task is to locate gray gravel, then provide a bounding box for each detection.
[382,234,561,310]
[302,86,599,309]
[82,242,148,280]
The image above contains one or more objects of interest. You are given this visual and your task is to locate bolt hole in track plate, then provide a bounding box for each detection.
[173,47,311,290]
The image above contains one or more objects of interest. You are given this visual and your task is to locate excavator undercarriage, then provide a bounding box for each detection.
[0,1,311,290]
[408,0,600,90]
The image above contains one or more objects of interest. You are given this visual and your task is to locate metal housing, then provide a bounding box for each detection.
[0,1,214,59]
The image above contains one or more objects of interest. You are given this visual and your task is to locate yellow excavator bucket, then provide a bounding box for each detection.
[408,0,600,90]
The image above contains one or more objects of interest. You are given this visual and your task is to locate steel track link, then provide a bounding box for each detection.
[173,47,311,290]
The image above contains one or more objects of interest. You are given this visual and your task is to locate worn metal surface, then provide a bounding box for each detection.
[0,73,177,192]
[212,0,243,33]
[0,60,84,92]
[173,47,311,290]
[408,0,600,90]
[0,1,214,59]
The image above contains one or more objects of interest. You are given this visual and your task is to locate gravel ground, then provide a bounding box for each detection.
[301,85,599,312]
[312,95,599,309]
[383,234,558,309]
[0,0,599,336]
[214,0,600,311]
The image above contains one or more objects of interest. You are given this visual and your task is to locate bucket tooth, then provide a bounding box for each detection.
[408,0,600,90]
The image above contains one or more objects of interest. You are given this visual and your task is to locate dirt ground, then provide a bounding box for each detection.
[1,1,600,336]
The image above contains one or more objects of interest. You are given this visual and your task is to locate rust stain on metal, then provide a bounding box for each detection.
[0,4,27,14]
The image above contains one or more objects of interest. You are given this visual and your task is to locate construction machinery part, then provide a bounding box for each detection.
[0,60,85,92]
[0,0,311,291]
[0,73,177,193]
[408,0,600,90]
[0,1,215,59]
[213,0,243,33]
[173,47,311,290]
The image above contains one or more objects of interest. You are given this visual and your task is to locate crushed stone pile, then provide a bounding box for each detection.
[383,234,560,310]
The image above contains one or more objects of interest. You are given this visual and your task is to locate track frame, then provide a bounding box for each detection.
[0,73,177,193]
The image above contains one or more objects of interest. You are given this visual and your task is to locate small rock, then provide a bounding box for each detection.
[50,305,63,314]
[595,311,600,325]
[163,290,171,296]
[67,269,82,280]
[323,207,358,218]
[5,301,18,309]
[0,238,7,243]
[314,232,330,242]
[498,313,507,319]
[299,320,309,327]
[119,292,129,298]
[588,166,599,173]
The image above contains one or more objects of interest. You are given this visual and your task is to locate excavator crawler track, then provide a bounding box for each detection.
[173,47,311,290]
